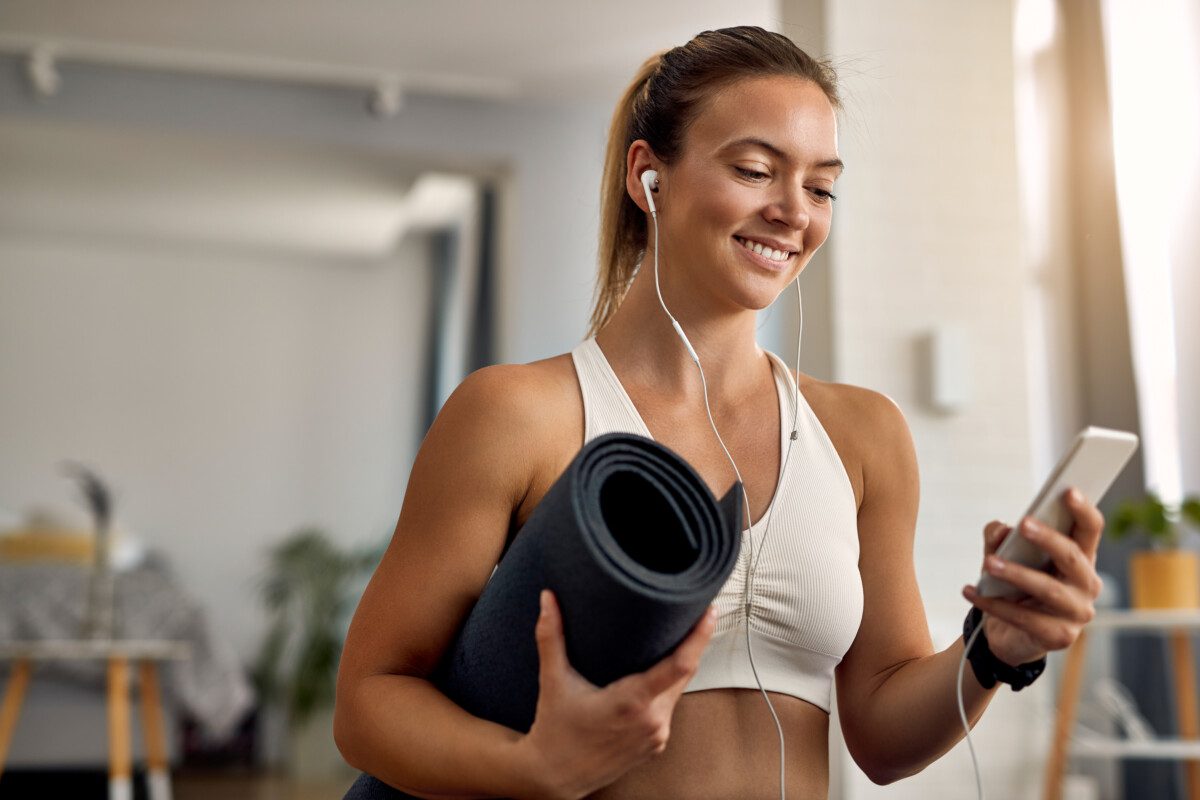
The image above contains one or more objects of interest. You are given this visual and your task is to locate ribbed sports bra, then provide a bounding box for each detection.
[570,338,863,712]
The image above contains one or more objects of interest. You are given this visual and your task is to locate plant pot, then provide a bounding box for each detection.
[1129,550,1200,609]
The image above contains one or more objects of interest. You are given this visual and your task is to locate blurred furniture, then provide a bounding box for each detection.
[1045,609,1200,800]
[0,523,249,800]
[0,638,189,800]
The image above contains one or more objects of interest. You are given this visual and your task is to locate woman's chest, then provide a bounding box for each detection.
[619,386,787,527]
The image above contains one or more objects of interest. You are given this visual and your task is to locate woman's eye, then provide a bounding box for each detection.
[735,167,770,181]
[808,187,838,203]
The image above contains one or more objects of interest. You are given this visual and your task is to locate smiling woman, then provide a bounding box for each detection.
[591,29,842,336]
[617,75,843,319]
[334,25,1108,800]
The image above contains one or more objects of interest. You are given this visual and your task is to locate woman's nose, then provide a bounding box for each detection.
[765,186,810,231]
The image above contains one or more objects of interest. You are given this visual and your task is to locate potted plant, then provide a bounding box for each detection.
[1111,493,1200,609]
[253,527,383,780]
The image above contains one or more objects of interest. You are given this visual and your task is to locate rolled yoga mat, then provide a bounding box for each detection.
[345,431,743,799]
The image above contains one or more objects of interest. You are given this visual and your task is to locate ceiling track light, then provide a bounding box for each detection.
[0,33,517,116]
[25,43,61,99]
[368,80,404,119]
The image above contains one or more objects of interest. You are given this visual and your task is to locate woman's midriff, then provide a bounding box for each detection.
[587,688,831,800]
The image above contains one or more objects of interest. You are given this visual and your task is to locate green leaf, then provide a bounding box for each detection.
[1111,502,1138,539]
[1106,493,1188,548]
[254,526,382,727]
[1182,497,1200,529]
[1146,498,1170,537]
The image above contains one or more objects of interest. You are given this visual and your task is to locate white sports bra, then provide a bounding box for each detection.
[570,337,863,712]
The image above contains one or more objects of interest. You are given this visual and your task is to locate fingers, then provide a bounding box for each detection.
[535,590,569,681]
[963,587,1083,653]
[1064,487,1105,556]
[1015,516,1103,596]
[978,554,1097,623]
[963,491,1104,662]
[620,606,717,700]
[983,521,1011,557]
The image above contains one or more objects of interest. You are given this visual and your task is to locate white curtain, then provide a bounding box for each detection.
[1102,0,1200,502]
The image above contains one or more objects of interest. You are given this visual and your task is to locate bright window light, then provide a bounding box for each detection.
[1103,0,1198,504]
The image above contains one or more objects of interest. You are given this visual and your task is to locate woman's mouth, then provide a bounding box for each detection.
[734,236,795,268]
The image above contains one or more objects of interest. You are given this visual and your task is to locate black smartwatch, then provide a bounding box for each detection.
[962,607,1046,691]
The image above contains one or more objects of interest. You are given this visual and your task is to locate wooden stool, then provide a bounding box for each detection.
[0,639,189,800]
[1044,610,1200,800]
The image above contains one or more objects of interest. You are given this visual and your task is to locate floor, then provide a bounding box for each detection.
[175,771,357,800]
[0,769,357,799]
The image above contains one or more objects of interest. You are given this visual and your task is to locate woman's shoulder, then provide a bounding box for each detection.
[442,354,583,453]
[440,355,583,528]
[455,354,579,415]
[796,372,907,431]
[790,370,914,508]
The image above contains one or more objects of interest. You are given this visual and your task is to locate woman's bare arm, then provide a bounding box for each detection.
[334,364,549,797]
[832,388,1102,785]
[829,387,997,785]
[334,362,716,800]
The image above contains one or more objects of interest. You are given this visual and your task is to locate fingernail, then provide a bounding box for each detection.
[707,606,718,622]
[539,590,549,613]
[987,555,1005,573]
[962,584,977,599]
[1022,518,1039,537]
[1068,488,1083,503]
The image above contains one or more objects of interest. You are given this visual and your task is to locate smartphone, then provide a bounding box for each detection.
[976,426,1139,600]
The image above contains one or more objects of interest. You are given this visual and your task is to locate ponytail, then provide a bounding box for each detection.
[589,55,660,338]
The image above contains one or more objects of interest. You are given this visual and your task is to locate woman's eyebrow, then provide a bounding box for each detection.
[720,137,844,175]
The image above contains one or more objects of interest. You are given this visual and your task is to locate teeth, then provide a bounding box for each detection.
[736,236,790,262]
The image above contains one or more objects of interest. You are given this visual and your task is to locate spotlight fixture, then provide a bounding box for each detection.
[25,43,60,99]
[368,79,403,118]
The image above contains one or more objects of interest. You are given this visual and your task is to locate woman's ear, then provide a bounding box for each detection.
[625,139,662,214]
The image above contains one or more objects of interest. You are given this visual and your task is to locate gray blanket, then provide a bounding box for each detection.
[0,553,254,740]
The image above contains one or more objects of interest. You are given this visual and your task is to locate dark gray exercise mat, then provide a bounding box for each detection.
[344,432,742,799]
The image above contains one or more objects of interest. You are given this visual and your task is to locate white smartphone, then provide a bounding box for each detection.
[976,426,1139,600]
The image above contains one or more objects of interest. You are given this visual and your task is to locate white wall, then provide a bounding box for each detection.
[821,1,1050,797]
[0,55,612,663]
[0,57,611,365]
[0,229,430,658]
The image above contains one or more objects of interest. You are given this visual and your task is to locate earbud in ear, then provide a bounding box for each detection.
[641,169,659,215]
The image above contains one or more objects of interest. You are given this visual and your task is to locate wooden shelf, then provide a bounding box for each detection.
[1047,610,1200,799]
[1088,610,1200,631]
[1072,736,1200,760]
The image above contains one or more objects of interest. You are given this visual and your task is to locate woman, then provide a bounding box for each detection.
[335,26,1104,800]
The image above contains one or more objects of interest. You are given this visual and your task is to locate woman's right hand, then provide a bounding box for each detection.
[517,590,717,800]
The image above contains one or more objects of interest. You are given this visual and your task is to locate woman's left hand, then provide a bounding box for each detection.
[962,488,1106,667]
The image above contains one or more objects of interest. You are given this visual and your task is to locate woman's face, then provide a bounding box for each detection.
[650,75,842,313]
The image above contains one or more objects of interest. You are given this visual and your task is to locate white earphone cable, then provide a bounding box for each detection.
[958,613,987,800]
[649,172,986,800]
[650,203,798,800]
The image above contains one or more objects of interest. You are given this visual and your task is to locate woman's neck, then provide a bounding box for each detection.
[594,265,767,405]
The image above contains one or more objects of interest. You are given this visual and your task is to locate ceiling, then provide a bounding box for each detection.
[0,0,778,102]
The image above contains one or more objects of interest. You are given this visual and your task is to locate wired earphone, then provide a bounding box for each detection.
[641,167,802,800]
[641,168,989,800]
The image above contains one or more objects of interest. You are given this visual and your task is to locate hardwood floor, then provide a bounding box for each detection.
[0,769,356,799]
[175,771,357,799]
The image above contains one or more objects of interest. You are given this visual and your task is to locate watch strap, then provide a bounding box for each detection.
[962,606,1046,691]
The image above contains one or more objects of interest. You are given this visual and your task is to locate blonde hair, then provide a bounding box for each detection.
[588,26,840,338]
